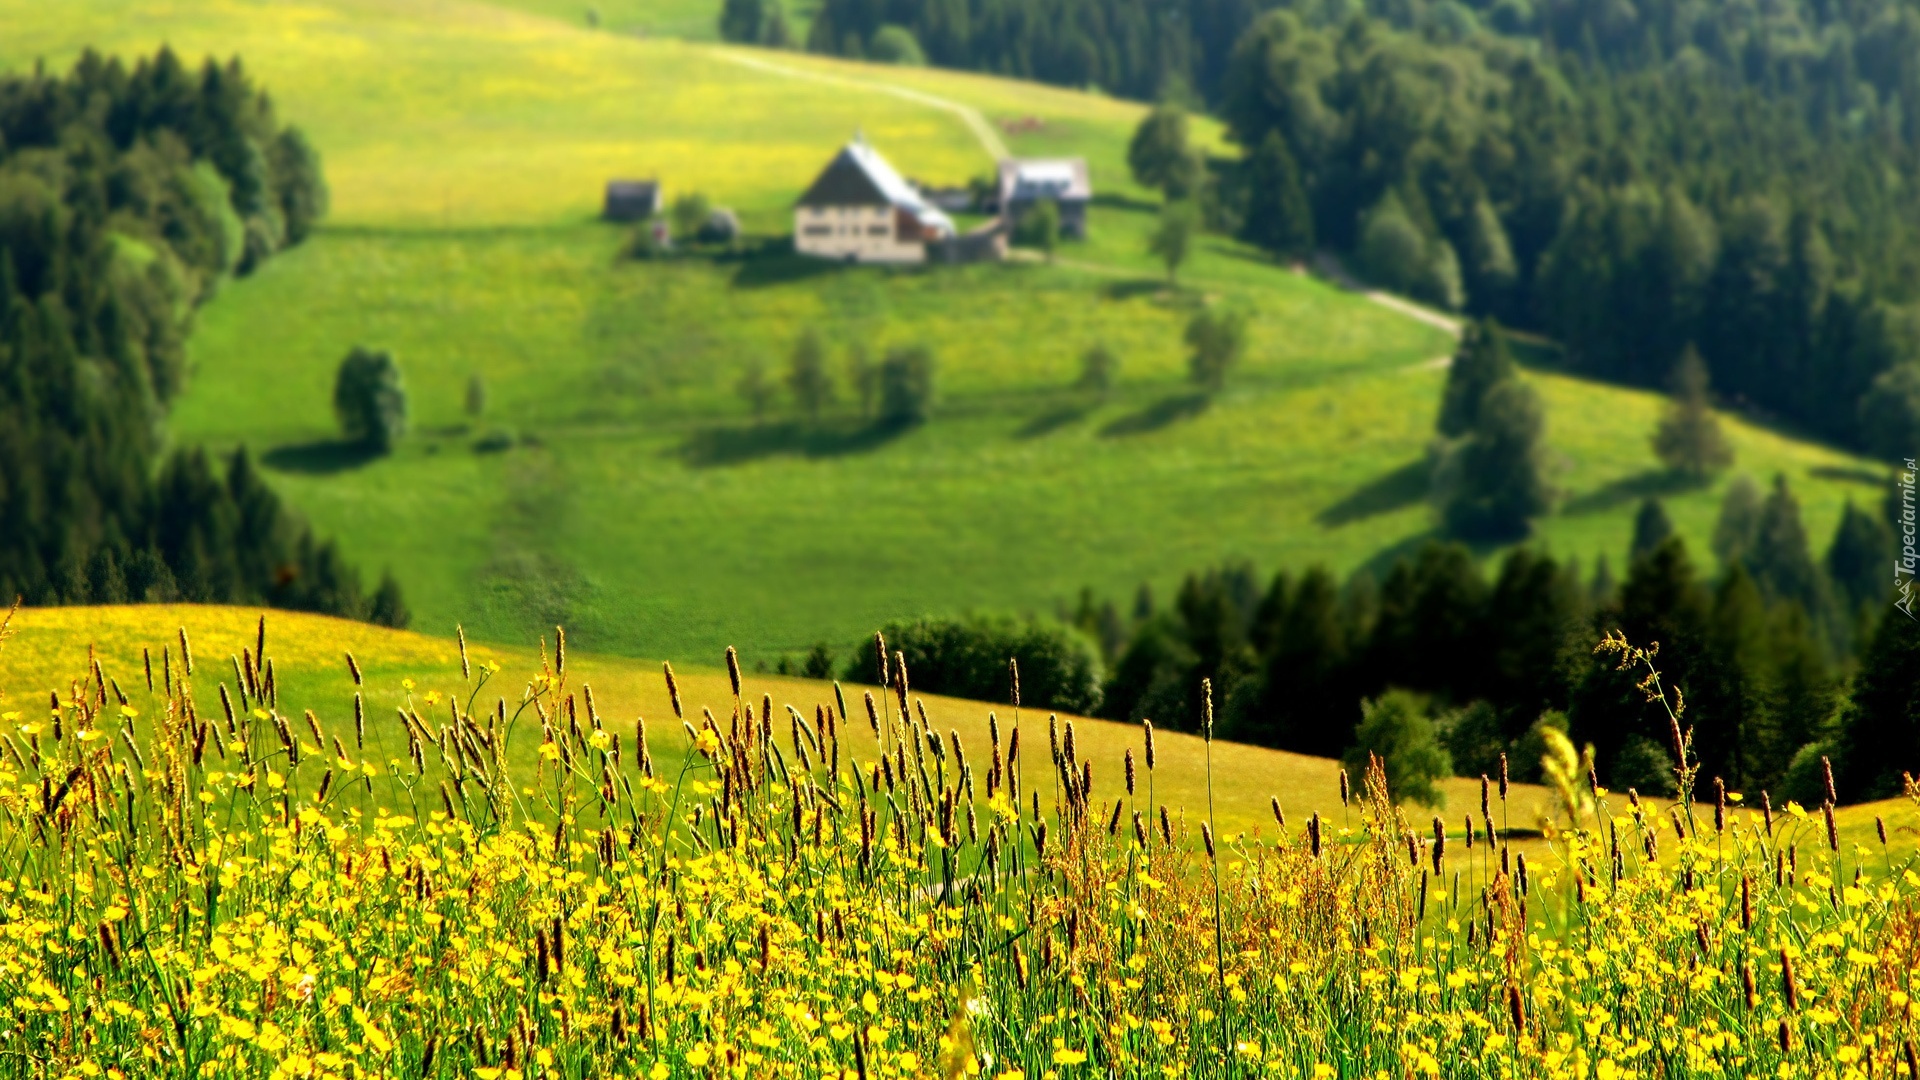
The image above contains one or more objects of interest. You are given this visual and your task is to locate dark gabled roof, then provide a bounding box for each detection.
[796,147,892,208]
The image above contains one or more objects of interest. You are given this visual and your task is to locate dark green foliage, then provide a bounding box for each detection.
[0,48,384,621]
[719,0,768,42]
[1653,349,1734,481]
[1238,566,1354,755]
[802,642,836,680]
[844,614,1103,715]
[869,26,927,65]
[1076,343,1119,399]
[1185,306,1247,392]
[1128,106,1201,198]
[1358,193,1462,312]
[1149,200,1200,283]
[1713,476,1764,570]
[333,347,408,453]
[1013,199,1061,259]
[1836,609,1920,800]
[369,571,410,629]
[1861,365,1920,463]
[1827,501,1895,617]
[1435,320,1515,439]
[1343,690,1451,807]
[1433,378,1552,541]
[670,193,712,246]
[1629,499,1674,567]
[1240,132,1313,258]
[736,360,774,420]
[877,346,936,426]
[466,373,488,419]
[1744,475,1831,630]
[787,329,835,422]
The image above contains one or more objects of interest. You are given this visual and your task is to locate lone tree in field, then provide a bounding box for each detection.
[1436,320,1515,438]
[787,329,835,422]
[465,373,487,420]
[736,360,774,422]
[1653,347,1734,480]
[1149,200,1199,285]
[1128,105,1200,200]
[1433,376,1552,540]
[1185,307,1247,393]
[333,346,408,454]
[877,345,935,426]
[1077,343,1119,400]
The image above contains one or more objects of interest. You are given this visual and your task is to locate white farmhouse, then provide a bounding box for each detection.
[794,137,955,264]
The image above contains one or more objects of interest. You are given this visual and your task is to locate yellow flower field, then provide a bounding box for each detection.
[0,613,1911,1079]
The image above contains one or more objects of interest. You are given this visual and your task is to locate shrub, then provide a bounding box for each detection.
[870,25,926,65]
[1185,306,1247,393]
[844,614,1104,715]
[1342,690,1452,807]
[670,193,712,246]
[876,346,935,426]
[1013,199,1061,260]
[332,346,408,453]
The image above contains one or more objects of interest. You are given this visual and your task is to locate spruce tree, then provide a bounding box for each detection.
[1436,320,1515,438]
[1241,132,1314,259]
[1629,498,1674,566]
[1652,348,1734,480]
[1827,499,1894,617]
[1743,474,1831,628]
[1246,566,1353,756]
[1433,378,1553,540]
[1712,475,1763,569]
[1836,609,1920,799]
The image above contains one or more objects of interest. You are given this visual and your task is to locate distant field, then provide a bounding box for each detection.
[0,604,1570,842]
[0,0,1888,667]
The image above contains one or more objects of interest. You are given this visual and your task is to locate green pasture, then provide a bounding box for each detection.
[0,0,1890,668]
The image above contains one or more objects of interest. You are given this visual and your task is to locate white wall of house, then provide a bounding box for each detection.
[795,205,927,264]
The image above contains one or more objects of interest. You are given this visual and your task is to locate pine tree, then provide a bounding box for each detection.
[369,571,410,629]
[1629,498,1674,566]
[1743,474,1831,627]
[1827,499,1894,616]
[1712,475,1763,569]
[1836,608,1920,799]
[1652,347,1734,480]
[1435,320,1516,438]
[1433,378,1553,540]
[1241,132,1313,259]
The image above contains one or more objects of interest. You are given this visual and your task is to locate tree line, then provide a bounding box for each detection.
[787,0,1920,454]
[0,49,405,623]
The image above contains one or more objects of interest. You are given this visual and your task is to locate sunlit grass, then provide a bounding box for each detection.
[0,614,1908,1077]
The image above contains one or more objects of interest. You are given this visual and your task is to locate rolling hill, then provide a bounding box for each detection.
[0,0,1889,669]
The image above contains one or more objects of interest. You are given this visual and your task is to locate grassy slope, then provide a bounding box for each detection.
[0,0,1888,667]
[0,605,1566,842]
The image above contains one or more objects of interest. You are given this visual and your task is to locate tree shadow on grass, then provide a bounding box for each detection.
[262,439,381,475]
[1809,464,1887,486]
[1099,392,1211,437]
[679,419,914,467]
[1015,402,1095,440]
[1317,459,1431,527]
[1561,468,1701,515]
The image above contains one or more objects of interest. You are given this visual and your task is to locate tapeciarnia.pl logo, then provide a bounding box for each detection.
[1898,458,1917,620]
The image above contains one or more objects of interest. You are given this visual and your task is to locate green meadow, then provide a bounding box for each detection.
[0,0,1889,666]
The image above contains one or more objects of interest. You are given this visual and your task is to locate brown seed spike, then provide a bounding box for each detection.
[554,626,566,676]
[1821,756,1837,806]
[726,647,742,700]
[1143,719,1156,771]
[457,625,471,681]
[344,651,362,686]
[1499,754,1510,801]
[663,662,682,719]
[1271,797,1283,828]
[178,626,193,675]
[1780,948,1799,1010]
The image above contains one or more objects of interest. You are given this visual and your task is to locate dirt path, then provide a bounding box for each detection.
[716,49,1011,161]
